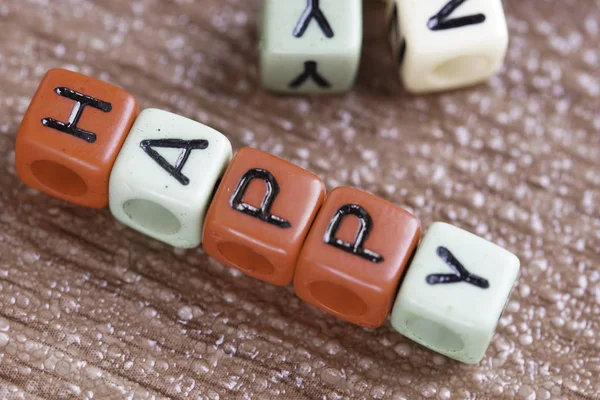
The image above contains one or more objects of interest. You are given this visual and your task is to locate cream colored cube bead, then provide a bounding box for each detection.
[386,0,509,93]
[390,222,520,364]
[260,0,363,94]
[109,109,232,248]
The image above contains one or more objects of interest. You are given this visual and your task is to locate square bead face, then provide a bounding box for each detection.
[390,222,520,364]
[203,148,326,286]
[15,68,139,208]
[109,108,232,248]
[294,187,421,328]
[260,0,363,93]
[387,0,508,93]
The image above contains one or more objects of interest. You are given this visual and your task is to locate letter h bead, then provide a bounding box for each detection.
[260,0,363,93]
[294,187,421,328]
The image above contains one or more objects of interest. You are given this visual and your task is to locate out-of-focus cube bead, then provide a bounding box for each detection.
[386,0,508,93]
[260,0,363,94]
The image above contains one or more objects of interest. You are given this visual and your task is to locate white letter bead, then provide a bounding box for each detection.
[260,0,363,94]
[386,0,509,93]
[390,222,520,364]
[109,109,232,248]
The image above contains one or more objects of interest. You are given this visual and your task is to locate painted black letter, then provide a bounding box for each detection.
[140,139,209,186]
[323,204,383,263]
[293,0,334,38]
[427,0,485,31]
[289,61,331,89]
[230,168,291,228]
[41,87,112,143]
[426,246,489,289]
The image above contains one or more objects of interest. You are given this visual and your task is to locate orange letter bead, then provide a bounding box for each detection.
[294,187,421,328]
[203,147,326,286]
[15,68,139,208]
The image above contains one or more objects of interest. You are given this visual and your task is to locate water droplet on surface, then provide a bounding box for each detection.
[0,333,9,346]
[178,306,193,321]
[518,384,536,400]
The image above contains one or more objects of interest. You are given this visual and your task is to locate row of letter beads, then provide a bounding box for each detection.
[260,0,509,94]
[15,69,520,364]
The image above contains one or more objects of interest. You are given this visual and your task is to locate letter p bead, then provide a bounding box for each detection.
[294,187,421,328]
[203,148,326,286]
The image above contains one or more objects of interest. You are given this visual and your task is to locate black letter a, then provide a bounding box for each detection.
[140,138,209,186]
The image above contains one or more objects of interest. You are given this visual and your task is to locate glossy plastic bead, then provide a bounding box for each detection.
[203,147,326,286]
[294,187,421,328]
[390,222,520,363]
[386,0,509,93]
[260,0,363,94]
[109,108,232,248]
[15,68,139,208]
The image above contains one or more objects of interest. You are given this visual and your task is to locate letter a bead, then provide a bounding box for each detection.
[260,0,363,93]
[294,187,421,328]
[15,68,139,208]
[203,148,326,286]
[109,109,232,248]
[390,222,520,363]
[386,0,509,93]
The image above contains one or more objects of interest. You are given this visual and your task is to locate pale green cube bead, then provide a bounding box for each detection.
[109,109,232,249]
[390,222,520,364]
[260,0,363,94]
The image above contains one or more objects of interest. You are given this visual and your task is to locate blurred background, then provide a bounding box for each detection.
[0,0,598,399]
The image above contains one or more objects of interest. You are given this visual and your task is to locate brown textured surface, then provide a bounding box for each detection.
[0,0,599,399]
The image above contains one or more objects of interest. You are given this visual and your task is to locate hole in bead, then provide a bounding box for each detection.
[309,281,368,317]
[30,160,87,197]
[122,199,181,235]
[430,55,490,86]
[405,317,464,352]
[216,242,275,276]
